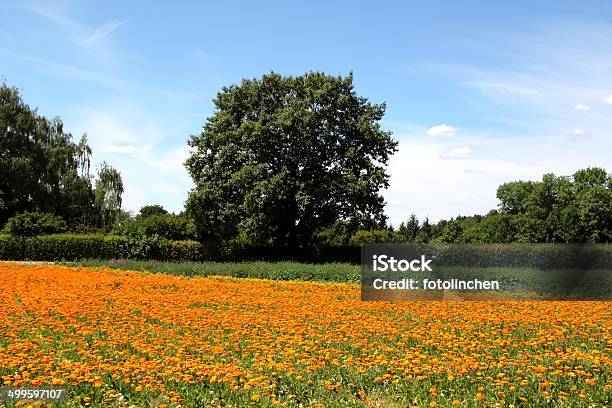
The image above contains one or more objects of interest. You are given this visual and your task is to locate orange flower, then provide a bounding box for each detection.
[0,262,609,406]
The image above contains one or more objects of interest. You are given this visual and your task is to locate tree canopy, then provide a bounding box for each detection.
[495,167,612,243]
[138,205,169,218]
[186,72,397,247]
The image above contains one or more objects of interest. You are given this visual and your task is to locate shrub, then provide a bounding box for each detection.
[2,211,68,236]
[0,235,24,260]
[117,235,204,261]
[315,221,355,246]
[0,234,208,262]
[0,234,120,261]
[349,229,397,245]
[113,214,197,241]
[0,233,360,263]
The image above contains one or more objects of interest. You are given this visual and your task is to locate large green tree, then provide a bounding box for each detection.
[0,82,123,229]
[186,72,397,247]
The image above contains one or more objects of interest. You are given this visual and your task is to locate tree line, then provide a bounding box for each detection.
[1,74,610,247]
[346,168,612,245]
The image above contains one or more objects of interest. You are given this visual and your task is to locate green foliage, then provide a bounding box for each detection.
[349,229,397,245]
[315,221,354,246]
[0,234,205,261]
[1,81,610,248]
[496,167,612,243]
[70,243,612,285]
[0,233,358,263]
[1,83,91,224]
[397,214,420,242]
[0,234,119,260]
[113,214,197,241]
[0,82,124,230]
[186,71,397,248]
[138,205,168,218]
[2,211,68,236]
[436,219,464,243]
[314,219,382,246]
[415,217,434,243]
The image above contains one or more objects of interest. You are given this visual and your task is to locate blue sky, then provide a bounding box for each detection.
[2,0,612,224]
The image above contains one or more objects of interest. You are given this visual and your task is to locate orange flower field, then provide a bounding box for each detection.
[0,262,610,407]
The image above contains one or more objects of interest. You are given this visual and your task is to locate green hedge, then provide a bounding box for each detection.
[2,235,611,266]
[0,234,208,262]
[0,234,360,262]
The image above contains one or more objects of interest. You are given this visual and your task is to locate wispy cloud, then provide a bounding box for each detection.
[601,93,612,104]
[0,49,125,88]
[467,81,543,97]
[80,19,128,45]
[15,1,128,60]
[0,49,200,105]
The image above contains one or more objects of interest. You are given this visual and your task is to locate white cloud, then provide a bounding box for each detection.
[441,147,472,159]
[103,144,140,154]
[601,93,612,104]
[427,124,458,137]
[575,103,591,111]
[571,128,589,140]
